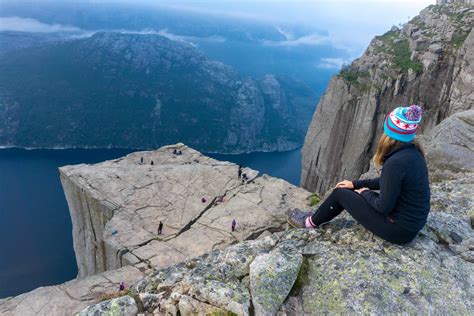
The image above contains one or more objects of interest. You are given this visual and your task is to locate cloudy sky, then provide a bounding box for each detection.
[0,0,435,58]
[155,0,434,50]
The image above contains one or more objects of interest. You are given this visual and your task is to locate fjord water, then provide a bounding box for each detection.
[0,147,302,298]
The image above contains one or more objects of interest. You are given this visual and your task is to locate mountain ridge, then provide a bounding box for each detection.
[0,31,316,153]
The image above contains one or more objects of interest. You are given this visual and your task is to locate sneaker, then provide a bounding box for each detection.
[286,208,314,228]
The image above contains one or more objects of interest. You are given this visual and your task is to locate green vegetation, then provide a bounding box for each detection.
[391,39,423,73]
[99,289,131,302]
[377,30,399,43]
[451,31,469,49]
[431,4,468,21]
[338,65,370,91]
[309,193,321,207]
[210,310,238,316]
[290,257,309,295]
[410,16,426,29]
[374,30,423,73]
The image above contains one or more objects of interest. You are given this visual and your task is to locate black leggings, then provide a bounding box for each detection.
[311,188,417,244]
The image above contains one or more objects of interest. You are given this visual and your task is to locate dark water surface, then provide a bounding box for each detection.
[0,147,302,298]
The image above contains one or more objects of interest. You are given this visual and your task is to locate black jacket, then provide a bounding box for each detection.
[353,143,430,232]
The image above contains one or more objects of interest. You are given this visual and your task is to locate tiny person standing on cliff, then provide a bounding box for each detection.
[287,105,430,245]
[158,221,163,235]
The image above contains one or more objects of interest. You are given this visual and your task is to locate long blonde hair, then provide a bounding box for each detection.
[373,133,425,167]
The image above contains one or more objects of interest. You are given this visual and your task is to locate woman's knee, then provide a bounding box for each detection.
[331,187,354,198]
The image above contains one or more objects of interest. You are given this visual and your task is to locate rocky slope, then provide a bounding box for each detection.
[0,31,316,153]
[1,173,471,315]
[81,185,473,315]
[301,2,473,194]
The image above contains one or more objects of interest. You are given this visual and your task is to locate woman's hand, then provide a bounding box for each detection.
[355,188,369,194]
[335,180,354,189]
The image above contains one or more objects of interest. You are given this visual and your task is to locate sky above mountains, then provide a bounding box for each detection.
[152,0,434,53]
[1,0,434,53]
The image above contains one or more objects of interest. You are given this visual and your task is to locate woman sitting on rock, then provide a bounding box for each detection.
[287,105,430,245]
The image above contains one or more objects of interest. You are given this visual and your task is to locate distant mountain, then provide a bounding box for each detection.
[0,31,70,55]
[0,32,316,152]
[0,1,344,101]
[0,1,287,43]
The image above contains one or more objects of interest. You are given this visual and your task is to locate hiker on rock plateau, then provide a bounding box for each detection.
[158,221,164,235]
[288,105,430,245]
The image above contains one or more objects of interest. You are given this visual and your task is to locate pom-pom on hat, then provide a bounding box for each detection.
[383,105,423,142]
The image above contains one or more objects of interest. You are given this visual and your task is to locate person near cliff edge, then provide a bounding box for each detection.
[158,221,164,235]
[287,105,430,245]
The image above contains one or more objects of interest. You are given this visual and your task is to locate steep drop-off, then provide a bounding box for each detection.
[301,2,473,195]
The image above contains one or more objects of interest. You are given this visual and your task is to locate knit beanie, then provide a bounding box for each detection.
[383,105,423,142]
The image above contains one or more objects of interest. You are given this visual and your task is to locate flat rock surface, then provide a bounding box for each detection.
[0,266,144,316]
[60,143,311,278]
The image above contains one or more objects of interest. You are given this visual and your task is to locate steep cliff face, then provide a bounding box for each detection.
[301,3,473,195]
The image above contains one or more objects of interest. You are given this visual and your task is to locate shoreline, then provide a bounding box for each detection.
[0,145,303,155]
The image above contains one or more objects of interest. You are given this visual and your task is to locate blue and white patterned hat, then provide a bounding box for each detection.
[384,105,423,142]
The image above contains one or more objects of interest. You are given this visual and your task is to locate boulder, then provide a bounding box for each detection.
[250,250,303,315]
[79,296,137,316]
[428,43,443,54]
[423,110,474,181]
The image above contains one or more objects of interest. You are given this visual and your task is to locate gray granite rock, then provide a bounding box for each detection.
[60,143,312,278]
[0,266,144,316]
[423,110,474,181]
[250,250,303,315]
[78,178,474,314]
[79,295,138,316]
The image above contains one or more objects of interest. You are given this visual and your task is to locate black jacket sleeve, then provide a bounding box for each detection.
[359,160,404,215]
[352,177,380,190]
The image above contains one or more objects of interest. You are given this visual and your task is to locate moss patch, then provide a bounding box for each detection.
[451,31,469,49]
[391,39,423,73]
[338,65,370,91]
[374,30,423,73]
[308,193,321,207]
[290,256,309,296]
[98,289,131,302]
[211,311,238,316]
